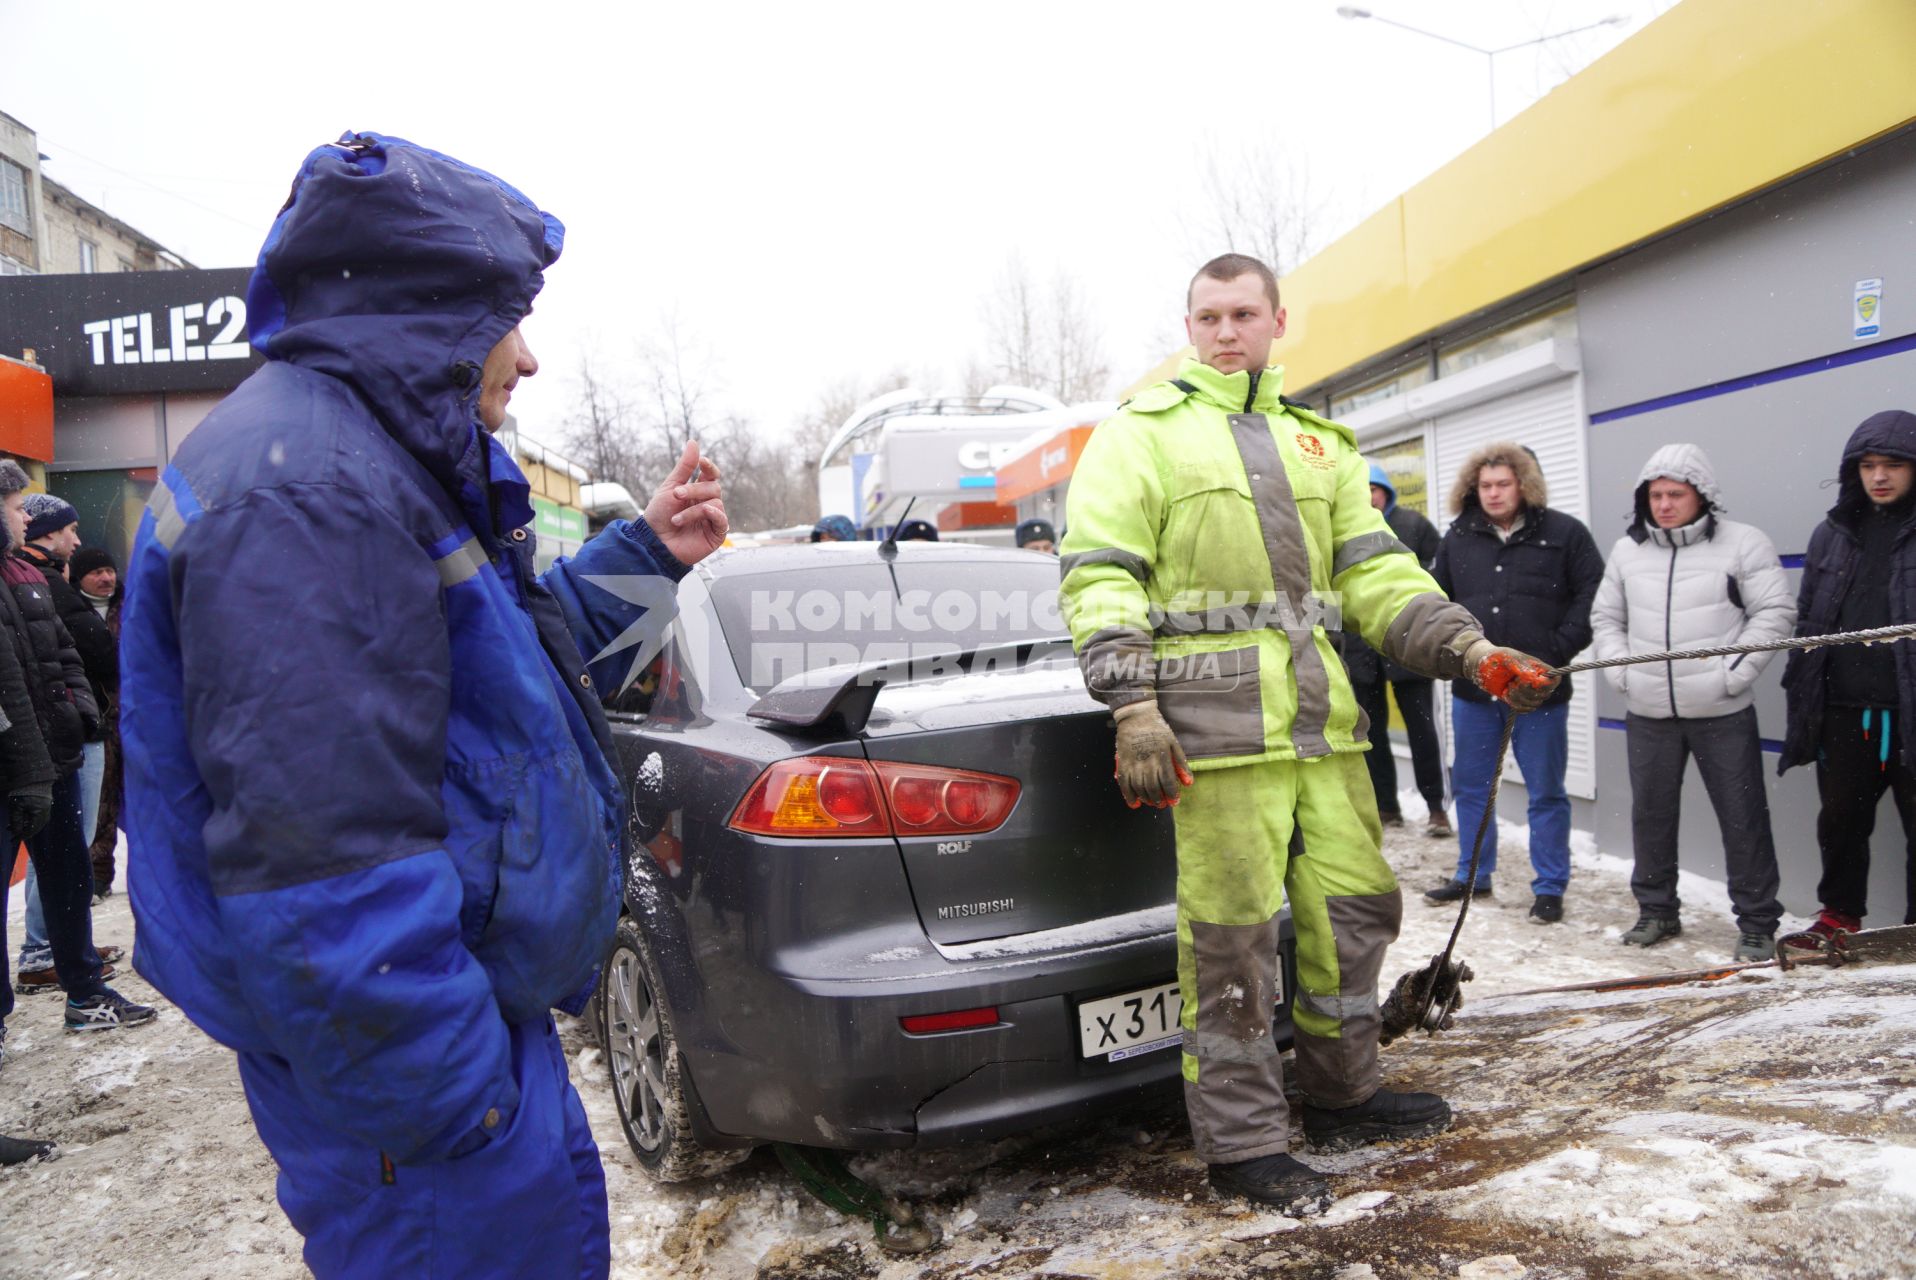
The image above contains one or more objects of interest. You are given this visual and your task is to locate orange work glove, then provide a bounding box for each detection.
[1465,640,1561,712]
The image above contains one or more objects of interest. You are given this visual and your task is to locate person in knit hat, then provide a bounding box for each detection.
[11,493,121,990]
[68,547,118,615]
[65,546,122,897]
[0,459,149,1036]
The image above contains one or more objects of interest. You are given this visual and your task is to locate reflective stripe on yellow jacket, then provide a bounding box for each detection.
[1060,358,1477,770]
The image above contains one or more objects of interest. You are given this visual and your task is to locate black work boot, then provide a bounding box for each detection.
[1207,1152,1332,1213]
[1302,1088,1452,1152]
[1423,878,1490,904]
[0,1134,57,1167]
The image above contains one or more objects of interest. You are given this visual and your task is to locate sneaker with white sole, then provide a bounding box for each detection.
[64,988,157,1032]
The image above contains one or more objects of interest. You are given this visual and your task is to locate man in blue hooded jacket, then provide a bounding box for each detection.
[1343,464,1449,836]
[120,133,727,1279]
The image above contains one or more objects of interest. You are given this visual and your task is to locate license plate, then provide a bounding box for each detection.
[1076,969,1288,1061]
[1078,982,1183,1061]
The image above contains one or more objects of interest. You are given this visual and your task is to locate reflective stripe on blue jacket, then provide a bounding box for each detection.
[122,133,680,1165]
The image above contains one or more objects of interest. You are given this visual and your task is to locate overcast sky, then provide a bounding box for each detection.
[8,0,1673,451]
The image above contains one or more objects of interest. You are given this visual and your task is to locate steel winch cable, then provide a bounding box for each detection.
[1409,621,1916,1035]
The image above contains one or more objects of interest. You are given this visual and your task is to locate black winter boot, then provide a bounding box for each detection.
[0,1134,56,1166]
[1207,1152,1332,1212]
[1302,1087,1452,1151]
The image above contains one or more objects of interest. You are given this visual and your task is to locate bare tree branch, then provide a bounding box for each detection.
[1180,139,1330,279]
[980,257,1111,402]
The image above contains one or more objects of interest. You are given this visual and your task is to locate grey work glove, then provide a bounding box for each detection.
[1378,954,1475,1045]
[9,783,52,842]
[1462,638,1562,712]
[1112,700,1193,810]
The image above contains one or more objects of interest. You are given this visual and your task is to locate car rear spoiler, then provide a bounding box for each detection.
[746,636,1075,736]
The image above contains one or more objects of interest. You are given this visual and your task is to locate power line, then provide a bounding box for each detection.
[39,137,267,233]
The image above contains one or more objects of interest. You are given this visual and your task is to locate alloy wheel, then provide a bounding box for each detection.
[605,945,669,1152]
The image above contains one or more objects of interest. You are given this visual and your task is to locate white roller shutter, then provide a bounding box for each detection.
[1432,372,1597,799]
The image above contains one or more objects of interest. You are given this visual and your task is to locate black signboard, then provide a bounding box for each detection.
[0,267,264,397]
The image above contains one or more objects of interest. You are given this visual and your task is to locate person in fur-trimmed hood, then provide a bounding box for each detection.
[1430,441,1604,924]
[1590,444,1795,960]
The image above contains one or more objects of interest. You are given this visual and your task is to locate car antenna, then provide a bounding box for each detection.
[877,497,916,564]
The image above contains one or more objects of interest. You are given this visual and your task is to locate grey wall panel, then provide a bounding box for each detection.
[47,394,162,471]
[1581,350,1916,931]
[1580,127,1916,417]
[1582,348,1914,566]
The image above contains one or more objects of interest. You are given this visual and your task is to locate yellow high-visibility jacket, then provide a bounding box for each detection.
[1060,358,1480,770]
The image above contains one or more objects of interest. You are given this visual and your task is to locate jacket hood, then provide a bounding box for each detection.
[1368,462,1397,515]
[246,132,564,492]
[1833,410,1916,524]
[1629,442,1722,540]
[1449,440,1547,517]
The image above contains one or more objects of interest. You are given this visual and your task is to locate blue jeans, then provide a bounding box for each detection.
[79,740,104,846]
[1450,696,1572,897]
[16,743,106,970]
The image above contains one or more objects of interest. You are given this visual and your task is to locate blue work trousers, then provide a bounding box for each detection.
[239,1015,610,1280]
[1449,696,1572,897]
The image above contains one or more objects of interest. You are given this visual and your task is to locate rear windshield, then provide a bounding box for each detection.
[710,558,1067,692]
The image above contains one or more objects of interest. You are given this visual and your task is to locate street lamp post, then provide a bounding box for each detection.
[1336,6,1629,132]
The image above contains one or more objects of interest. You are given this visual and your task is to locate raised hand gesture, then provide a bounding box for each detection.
[643,440,728,566]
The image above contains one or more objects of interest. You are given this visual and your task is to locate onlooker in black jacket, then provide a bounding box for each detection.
[13,499,126,988]
[70,547,123,896]
[1430,442,1604,925]
[0,539,58,1163]
[1780,409,1916,941]
[0,462,150,1032]
[1345,463,1450,836]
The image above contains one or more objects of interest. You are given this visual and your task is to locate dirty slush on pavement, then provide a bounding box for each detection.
[5,822,1912,1280]
[572,814,1916,1280]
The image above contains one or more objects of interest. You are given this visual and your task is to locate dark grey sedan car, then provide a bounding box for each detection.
[595,541,1296,1180]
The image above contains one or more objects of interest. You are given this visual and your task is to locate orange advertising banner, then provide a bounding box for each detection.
[0,358,55,463]
[993,424,1095,503]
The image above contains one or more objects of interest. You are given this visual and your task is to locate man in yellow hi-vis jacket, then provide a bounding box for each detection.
[1061,254,1558,1211]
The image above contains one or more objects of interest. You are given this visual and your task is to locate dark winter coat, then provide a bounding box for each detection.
[0,553,99,775]
[1781,410,1916,774]
[18,542,115,731]
[1433,502,1605,707]
[0,572,55,795]
[1344,474,1443,686]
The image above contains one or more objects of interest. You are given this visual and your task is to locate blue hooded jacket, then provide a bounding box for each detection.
[121,133,684,1165]
[1368,462,1397,516]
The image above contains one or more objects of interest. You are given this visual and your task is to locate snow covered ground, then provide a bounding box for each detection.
[4,809,1912,1279]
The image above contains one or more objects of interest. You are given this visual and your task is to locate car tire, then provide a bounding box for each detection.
[597,915,751,1182]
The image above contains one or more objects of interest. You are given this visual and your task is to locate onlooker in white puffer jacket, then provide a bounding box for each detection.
[1590,443,1796,962]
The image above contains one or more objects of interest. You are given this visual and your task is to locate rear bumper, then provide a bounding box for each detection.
[673,918,1296,1151]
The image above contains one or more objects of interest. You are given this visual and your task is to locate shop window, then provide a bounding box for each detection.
[1437,306,1577,378]
[1330,359,1431,418]
[1368,436,1433,520]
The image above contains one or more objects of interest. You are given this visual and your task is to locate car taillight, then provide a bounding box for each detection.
[729,757,887,836]
[873,763,1019,836]
[729,758,1020,837]
[900,1006,1000,1034]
